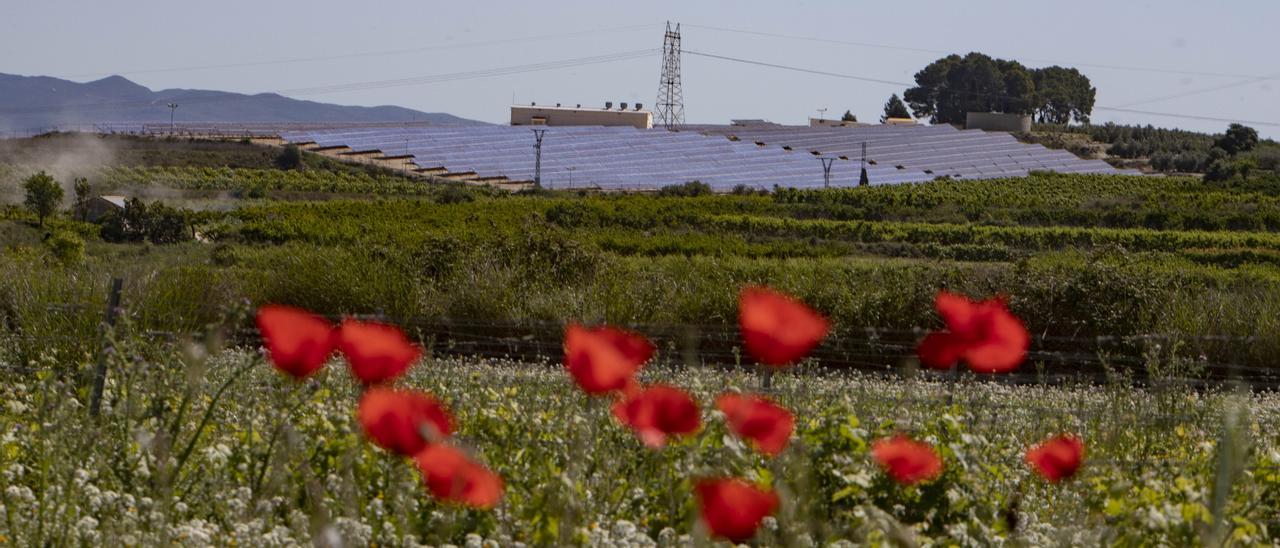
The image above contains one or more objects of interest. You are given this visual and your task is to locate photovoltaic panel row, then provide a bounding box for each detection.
[279,124,1125,190]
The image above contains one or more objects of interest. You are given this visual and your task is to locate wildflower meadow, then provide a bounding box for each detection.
[2,283,1279,546]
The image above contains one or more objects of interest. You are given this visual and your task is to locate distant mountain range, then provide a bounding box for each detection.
[0,73,484,132]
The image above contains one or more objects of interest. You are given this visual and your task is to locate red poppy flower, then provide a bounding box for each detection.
[917,291,1029,373]
[611,385,701,448]
[739,286,830,367]
[1026,434,1085,483]
[871,435,944,485]
[356,387,454,456]
[414,444,504,509]
[694,478,779,543]
[716,393,795,457]
[337,319,422,385]
[563,324,655,395]
[256,305,336,379]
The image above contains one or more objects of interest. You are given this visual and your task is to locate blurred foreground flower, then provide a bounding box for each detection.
[414,444,504,509]
[563,324,655,395]
[357,387,453,456]
[872,435,944,485]
[739,286,830,367]
[1026,434,1085,483]
[256,305,336,379]
[716,393,794,457]
[338,319,422,385]
[694,477,779,543]
[611,385,701,448]
[917,291,1029,373]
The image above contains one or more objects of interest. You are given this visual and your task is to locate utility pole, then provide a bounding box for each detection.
[167,103,179,133]
[532,129,547,189]
[817,107,828,121]
[654,21,685,129]
[818,157,836,188]
[859,141,870,186]
[567,166,576,189]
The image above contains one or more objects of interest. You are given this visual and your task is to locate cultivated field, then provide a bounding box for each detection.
[3,350,1278,546]
[4,138,1280,545]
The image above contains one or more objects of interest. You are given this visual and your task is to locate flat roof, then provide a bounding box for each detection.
[511,104,651,114]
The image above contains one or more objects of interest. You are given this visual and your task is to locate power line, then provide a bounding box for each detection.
[685,49,907,86]
[684,49,1280,128]
[1093,106,1280,127]
[1116,71,1280,108]
[277,50,658,96]
[55,23,663,80]
[683,23,1274,81]
[0,49,660,115]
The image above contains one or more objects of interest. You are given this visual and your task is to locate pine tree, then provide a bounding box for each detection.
[881,94,911,123]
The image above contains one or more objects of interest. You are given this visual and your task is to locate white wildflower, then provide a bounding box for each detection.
[202,443,232,467]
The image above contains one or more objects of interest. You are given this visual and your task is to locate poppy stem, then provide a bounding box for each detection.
[251,384,317,497]
[759,366,774,393]
[946,362,960,406]
[173,357,257,482]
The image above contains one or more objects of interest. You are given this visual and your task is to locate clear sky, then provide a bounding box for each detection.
[3,0,1277,136]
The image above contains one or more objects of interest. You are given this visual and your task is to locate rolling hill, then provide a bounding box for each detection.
[0,73,484,132]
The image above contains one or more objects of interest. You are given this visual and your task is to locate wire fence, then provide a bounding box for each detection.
[11,296,1280,484]
[9,295,1280,391]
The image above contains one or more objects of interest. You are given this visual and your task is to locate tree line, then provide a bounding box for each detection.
[903,52,1095,125]
[19,170,196,244]
[842,52,1095,127]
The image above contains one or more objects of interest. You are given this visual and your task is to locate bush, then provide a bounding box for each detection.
[434,185,476,204]
[274,144,304,170]
[98,198,192,244]
[1255,148,1280,172]
[45,229,84,265]
[656,180,712,197]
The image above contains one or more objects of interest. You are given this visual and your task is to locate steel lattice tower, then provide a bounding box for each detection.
[654,21,685,129]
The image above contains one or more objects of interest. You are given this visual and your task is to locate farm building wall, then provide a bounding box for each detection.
[510,105,653,129]
[966,112,1033,133]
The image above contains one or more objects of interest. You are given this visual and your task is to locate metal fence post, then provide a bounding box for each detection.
[90,278,124,418]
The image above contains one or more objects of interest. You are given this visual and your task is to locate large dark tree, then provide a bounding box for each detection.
[881,94,911,122]
[904,53,1095,126]
[904,53,1039,124]
[1032,66,1096,124]
[1215,123,1258,156]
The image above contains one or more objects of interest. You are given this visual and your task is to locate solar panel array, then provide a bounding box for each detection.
[685,124,1132,179]
[278,123,1131,190]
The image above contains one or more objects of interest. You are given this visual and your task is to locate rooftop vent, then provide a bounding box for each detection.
[555,103,561,107]
[605,101,613,110]
[634,103,643,111]
[620,102,628,111]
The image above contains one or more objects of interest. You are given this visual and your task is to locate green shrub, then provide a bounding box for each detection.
[434,185,476,204]
[99,198,192,244]
[46,229,84,265]
[274,144,304,170]
[656,180,712,197]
